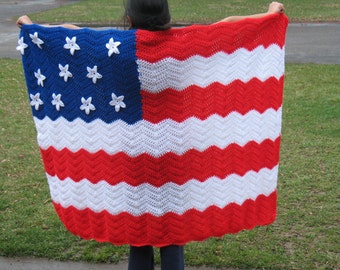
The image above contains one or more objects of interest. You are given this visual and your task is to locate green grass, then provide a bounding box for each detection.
[26,0,340,25]
[1,59,339,269]
[2,0,340,268]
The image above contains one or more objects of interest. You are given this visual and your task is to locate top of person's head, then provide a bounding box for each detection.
[125,0,171,31]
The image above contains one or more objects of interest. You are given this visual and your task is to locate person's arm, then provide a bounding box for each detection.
[16,15,80,29]
[218,1,285,23]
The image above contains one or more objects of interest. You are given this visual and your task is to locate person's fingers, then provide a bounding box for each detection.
[268,2,285,14]
[16,15,32,28]
[16,19,23,28]
[279,3,285,13]
[16,16,25,28]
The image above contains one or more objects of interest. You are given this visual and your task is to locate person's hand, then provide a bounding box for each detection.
[267,2,285,14]
[16,15,33,28]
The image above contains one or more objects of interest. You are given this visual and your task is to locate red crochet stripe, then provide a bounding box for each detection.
[52,191,277,247]
[136,14,288,63]
[142,77,284,123]
[41,137,280,186]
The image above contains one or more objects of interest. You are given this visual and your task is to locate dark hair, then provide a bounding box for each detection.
[125,0,171,31]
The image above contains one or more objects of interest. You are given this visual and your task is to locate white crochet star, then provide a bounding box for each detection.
[109,93,126,112]
[64,36,80,55]
[29,32,44,49]
[30,93,44,110]
[52,93,65,111]
[86,65,102,84]
[58,64,73,82]
[106,38,121,57]
[34,68,46,87]
[16,37,28,55]
[80,97,96,115]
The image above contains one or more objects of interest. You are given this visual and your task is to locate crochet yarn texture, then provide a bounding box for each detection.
[19,13,288,247]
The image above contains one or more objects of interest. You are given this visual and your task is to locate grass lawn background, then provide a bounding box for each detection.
[1,0,339,269]
[28,0,340,25]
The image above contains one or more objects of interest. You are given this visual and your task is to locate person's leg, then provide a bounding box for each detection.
[160,245,184,270]
[128,245,154,270]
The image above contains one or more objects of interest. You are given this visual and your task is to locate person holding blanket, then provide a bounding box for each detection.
[16,1,285,270]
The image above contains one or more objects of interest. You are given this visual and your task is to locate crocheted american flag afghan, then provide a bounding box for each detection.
[18,13,288,247]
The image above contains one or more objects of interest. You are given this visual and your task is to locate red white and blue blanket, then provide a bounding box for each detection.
[18,13,288,247]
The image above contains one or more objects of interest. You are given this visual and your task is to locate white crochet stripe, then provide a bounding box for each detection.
[35,108,282,156]
[137,45,285,93]
[47,165,278,216]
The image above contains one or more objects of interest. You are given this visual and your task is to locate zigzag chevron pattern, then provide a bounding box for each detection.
[136,14,287,61]
[20,13,288,246]
[53,191,277,246]
[35,108,282,156]
[137,45,285,92]
[41,138,281,186]
[48,166,279,216]
[142,77,284,123]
